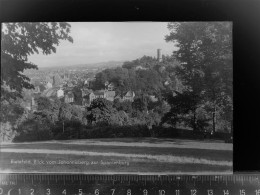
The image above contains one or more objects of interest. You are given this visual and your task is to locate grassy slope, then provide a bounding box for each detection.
[1,143,232,161]
[0,138,232,173]
[0,153,231,173]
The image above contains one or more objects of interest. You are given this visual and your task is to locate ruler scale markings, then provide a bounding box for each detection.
[1,174,260,194]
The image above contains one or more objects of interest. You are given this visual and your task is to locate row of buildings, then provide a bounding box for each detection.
[81,88,135,106]
[26,81,136,112]
[69,82,135,104]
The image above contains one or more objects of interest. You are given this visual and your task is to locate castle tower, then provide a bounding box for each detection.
[157,49,162,62]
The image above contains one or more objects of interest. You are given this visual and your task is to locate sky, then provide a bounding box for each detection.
[27,22,177,67]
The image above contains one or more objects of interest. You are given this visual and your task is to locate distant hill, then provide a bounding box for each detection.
[40,61,124,70]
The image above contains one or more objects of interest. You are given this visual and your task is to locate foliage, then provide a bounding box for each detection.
[113,99,133,114]
[132,96,148,112]
[59,103,73,122]
[34,96,61,124]
[0,99,25,125]
[0,99,25,142]
[122,55,157,69]
[165,22,233,132]
[86,98,120,126]
[36,96,53,111]
[81,125,151,139]
[0,122,16,142]
[162,91,202,130]
[1,22,73,141]
[14,114,53,142]
[72,86,83,105]
[91,55,180,97]
[71,105,84,122]
[1,22,73,102]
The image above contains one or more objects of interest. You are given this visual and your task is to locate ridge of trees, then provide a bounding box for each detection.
[91,55,182,97]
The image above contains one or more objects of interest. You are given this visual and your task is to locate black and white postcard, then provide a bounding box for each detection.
[0,22,233,174]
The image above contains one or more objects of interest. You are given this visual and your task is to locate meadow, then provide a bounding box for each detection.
[0,138,232,174]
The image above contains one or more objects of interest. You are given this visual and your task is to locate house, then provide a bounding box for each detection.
[149,95,158,102]
[115,91,135,102]
[85,91,105,103]
[135,66,147,70]
[164,80,170,86]
[84,89,116,104]
[45,82,53,89]
[122,91,135,102]
[88,92,96,103]
[84,79,89,86]
[104,90,116,102]
[45,76,53,84]
[64,91,74,103]
[107,82,115,91]
[104,81,109,86]
[57,88,64,98]
[81,89,93,106]
[93,90,105,99]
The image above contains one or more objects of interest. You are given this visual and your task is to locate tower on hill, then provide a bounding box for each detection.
[157,49,162,62]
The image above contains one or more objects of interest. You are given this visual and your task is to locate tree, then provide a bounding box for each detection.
[0,99,25,141]
[59,103,73,121]
[86,98,120,126]
[161,91,201,130]
[34,96,61,124]
[72,86,84,105]
[71,105,83,122]
[15,114,53,142]
[132,96,148,113]
[122,55,157,69]
[0,99,24,125]
[1,22,73,102]
[58,103,73,133]
[92,58,177,98]
[1,22,73,139]
[36,96,53,111]
[145,112,162,130]
[165,22,232,133]
[113,99,133,114]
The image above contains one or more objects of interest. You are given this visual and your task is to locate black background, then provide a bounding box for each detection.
[1,0,260,173]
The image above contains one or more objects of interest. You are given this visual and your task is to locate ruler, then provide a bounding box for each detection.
[0,174,259,195]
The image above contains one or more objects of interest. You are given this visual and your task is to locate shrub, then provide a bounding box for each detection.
[80,125,151,139]
[13,129,53,142]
